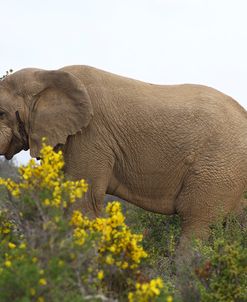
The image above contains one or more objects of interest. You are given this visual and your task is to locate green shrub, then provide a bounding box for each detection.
[125,204,181,257]
[0,142,172,302]
[124,203,247,302]
[194,239,247,301]
[192,215,247,302]
[0,140,246,301]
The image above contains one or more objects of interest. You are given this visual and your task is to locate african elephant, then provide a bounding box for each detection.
[0,65,247,245]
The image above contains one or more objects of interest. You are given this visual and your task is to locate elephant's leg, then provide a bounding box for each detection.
[175,166,245,254]
[173,165,245,299]
[67,166,113,218]
[64,141,116,216]
[85,173,112,217]
[65,160,114,217]
[68,176,111,217]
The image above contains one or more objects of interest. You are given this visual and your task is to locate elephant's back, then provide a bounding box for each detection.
[61,65,245,107]
[61,65,247,137]
[149,83,247,139]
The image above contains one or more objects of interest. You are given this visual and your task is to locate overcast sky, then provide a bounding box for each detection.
[1,0,247,165]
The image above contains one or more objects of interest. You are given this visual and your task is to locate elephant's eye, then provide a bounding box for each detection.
[0,111,5,118]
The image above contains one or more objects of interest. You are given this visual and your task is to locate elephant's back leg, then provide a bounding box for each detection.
[175,155,247,245]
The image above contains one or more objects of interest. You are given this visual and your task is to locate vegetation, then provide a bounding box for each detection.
[0,157,18,180]
[0,142,172,301]
[126,204,247,301]
[0,142,246,301]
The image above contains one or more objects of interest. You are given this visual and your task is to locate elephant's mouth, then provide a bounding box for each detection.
[5,145,19,160]
[5,150,15,160]
[5,136,27,160]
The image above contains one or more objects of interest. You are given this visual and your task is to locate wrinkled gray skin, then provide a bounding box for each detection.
[0,65,247,246]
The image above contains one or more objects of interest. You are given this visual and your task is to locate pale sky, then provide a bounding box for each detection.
[1,0,247,165]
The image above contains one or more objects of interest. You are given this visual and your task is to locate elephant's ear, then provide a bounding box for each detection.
[29,70,93,157]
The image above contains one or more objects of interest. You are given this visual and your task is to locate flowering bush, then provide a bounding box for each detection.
[128,277,164,302]
[123,195,247,301]
[0,144,88,205]
[0,141,170,301]
[194,238,247,302]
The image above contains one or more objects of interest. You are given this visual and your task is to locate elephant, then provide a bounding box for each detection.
[0,65,247,246]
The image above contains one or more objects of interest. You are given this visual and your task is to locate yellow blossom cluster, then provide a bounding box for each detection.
[39,278,47,286]
[0,240,27,270]
[73,227,87,246]
[70,201,147,270]
[128,278,165,302]
[0,141,88,208]
[70,211,92,246]
[0,178,20,197]
[3,251,13,268]
[0,211,13,235]
[0,141,168,302]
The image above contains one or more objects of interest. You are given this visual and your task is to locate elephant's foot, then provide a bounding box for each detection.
[176,222,210,261]
[174,223,211,302]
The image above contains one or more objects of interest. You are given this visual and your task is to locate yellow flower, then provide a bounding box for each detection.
[167,296,173,302]
[0,178,20,197]
[97,270,104,280]
[4,260,12,267]
[43,198,50,206]
[109,245,116,252]
[37,297,45,302]
[8,242,16,249]
[105,254,114,265]
[154,278,163,288]
[122,261,129,269]
[128,278,164,301]
[73,228,87,246]
[39,278,47,286]
[12,189,20,197]
[128,292,134,302]
[0,142,87,210]
[85,201,148,270]
[19,242,26,249]
[30,288,36,296]
[70,211,84,227]
[1,227,10,234]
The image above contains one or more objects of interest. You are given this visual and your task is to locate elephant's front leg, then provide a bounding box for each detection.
[84,172,113,217]
[65,159,114,217]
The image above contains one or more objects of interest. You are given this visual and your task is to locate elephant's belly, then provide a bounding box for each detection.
[107,172,181,215]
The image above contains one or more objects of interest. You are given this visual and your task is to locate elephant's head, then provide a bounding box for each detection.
[0,68,93,159]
